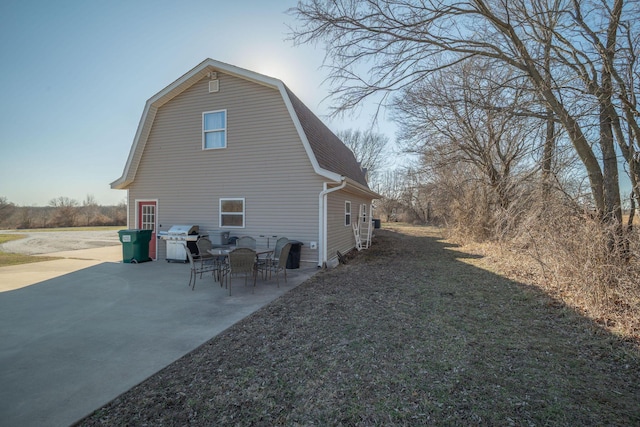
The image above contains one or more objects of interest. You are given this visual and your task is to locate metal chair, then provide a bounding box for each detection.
[260,242,291,287]
[196,237,214,260]
[184,243,218,290]
[220,248,257,295]
[258,237,289,280]
[236,236,256,249]
[196,237,224,283]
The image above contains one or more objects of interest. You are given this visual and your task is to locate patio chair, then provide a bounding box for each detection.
[184,243,218,290]
[196,237,214,260]
[257,237,289,280]
[196,237,224,283]
[236,236,256,249]
[259,242,291,287]
[220,247,257,295]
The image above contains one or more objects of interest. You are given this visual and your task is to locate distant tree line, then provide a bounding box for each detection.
[0,195,126,229]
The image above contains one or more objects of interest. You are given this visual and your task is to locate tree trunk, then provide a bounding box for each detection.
[541,109,555,200]
[541,21,555,201]
[481,6,607,214]
[599,101,622,224]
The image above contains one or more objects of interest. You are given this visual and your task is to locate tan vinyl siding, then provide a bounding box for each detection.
[325,189,373,264]
[128,73,323,263]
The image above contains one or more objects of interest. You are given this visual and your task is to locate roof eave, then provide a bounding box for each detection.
[110,176,131,190]
[344,177,382,199]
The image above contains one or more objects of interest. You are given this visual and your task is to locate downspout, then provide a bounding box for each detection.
[318,177,347,268]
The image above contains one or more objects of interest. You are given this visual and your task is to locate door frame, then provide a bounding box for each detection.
[135,199,158,260]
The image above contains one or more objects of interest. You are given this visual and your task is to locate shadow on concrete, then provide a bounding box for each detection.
[0,258,317,427]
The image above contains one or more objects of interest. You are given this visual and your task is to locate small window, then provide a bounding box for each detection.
[203,110,227,149]
[220,198,244,228]
[361,204,367,223]
[345,201,351,226]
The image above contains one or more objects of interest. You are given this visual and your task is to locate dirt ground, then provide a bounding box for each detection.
[75,226,640,426]
[0,230,120,255]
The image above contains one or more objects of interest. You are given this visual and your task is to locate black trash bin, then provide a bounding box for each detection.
[286,240,303,269]
[373,219,381,229]
[118,229,152,263]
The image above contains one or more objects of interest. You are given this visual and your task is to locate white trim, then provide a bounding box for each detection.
[111,105,158,189]
[219,197,245,228]
[318,179,347,267]
[133,198,158,230]
[277,84,343,183]
[202,109,227,150]
[134,198,159,260]
[361,203,367,223]
[345,201,352,226]
[125,189,130,228]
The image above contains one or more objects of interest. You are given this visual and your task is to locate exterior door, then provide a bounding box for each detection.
[137,201,157,260]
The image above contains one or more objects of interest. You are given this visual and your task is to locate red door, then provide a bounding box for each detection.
[137,201,157,260]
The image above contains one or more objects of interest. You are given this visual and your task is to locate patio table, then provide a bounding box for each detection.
[208,247,274,281]
[208,248,273,257]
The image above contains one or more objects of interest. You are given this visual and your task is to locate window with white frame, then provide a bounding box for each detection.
[361,204,368,223]
[203,110,227,149]
[345,201,351,226]
[220,198,245,228]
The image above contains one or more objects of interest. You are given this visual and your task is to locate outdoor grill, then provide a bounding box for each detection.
[161,225,200,262]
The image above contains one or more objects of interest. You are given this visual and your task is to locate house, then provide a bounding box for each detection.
[111,58,379,268]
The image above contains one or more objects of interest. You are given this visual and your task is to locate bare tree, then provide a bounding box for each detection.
[335,129,389,181]
[82,194,99,226]
[49,196,78,227]
[394,58,537,211]
[0,197,15,226]
[375,169,406,221]
[290,0,640,225]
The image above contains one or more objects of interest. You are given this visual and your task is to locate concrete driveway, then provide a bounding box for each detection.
[0,245,317,427]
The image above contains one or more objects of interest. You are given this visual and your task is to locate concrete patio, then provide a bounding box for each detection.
[0,247,318,427]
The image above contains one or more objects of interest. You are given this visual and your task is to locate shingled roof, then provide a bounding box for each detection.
[284,86,369,187]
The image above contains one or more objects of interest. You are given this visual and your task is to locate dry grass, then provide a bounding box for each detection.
[0,234,26,246]
[77,225,640,426]
[465,239,640,344]
[512,209,639,344]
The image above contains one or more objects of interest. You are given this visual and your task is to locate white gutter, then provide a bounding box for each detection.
[318,178,347,268]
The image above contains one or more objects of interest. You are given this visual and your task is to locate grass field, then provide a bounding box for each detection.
[78,225,640,426]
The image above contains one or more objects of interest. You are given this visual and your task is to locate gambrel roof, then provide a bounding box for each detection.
[284,87,369,187]
[111,58,377,197]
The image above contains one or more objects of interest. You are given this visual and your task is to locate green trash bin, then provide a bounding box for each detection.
[118,229,152,263]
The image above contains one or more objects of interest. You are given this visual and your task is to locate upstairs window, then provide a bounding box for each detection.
[203,110,227,149]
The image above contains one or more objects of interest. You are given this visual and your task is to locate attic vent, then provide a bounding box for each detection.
[209,80,220,93]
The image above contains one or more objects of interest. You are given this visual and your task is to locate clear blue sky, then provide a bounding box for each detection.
[0,0,395,206]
